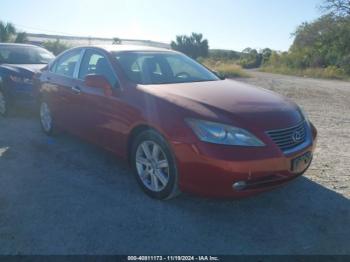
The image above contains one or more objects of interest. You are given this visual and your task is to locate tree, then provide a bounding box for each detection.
[0,21,16,42]
[320,0,350,16]
[260,1,350,78]
[239,48,262,68]
[261,48,272,65]
[42,39,70,55]
[14,32,28,43]
[171,33,209,59]
[0,21,28,43]
[190,33,209,58]
[263,13,350,75]
[171,35,191,55]
[290,15,350,68]
[112,37,122,45]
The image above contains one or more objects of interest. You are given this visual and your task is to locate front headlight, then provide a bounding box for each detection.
[186,119,265,147]
[298,106,309,123]
[9,75,33,85]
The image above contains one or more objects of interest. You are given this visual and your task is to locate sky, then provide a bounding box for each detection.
[1,0,321,51]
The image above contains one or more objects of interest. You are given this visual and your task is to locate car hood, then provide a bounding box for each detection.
[139,79,303,131]
[1,64,46,77]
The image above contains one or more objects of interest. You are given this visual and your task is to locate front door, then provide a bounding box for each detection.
[76,49,125,153]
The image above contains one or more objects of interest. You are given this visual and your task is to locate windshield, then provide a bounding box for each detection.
[0,45,55,64]
[114,51,219,85]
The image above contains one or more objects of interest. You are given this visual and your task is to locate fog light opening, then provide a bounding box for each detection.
[233,181,247,191]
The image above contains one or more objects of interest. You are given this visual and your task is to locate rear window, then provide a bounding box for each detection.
[0,45,54,64]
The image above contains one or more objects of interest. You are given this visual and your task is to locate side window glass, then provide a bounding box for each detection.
[54,50,81,78]
[130,56,165,84]
[79,50,117,87]
[166,56,202,78]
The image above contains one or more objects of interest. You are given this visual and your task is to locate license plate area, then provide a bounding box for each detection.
[291,152,313,173]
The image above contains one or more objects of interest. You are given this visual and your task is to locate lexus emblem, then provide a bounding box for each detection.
[292,131,303,142]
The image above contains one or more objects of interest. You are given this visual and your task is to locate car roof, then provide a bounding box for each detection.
[0,43,42,48]
[79,44,175,53]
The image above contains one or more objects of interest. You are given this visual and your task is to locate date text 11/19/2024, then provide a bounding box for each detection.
[127,256,220,261]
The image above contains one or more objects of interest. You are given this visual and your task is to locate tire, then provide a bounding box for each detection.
[131,129,180,200]
[0,89,9,117]
[39,100,56,136]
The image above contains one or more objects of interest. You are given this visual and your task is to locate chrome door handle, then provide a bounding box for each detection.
[71,86,81,94]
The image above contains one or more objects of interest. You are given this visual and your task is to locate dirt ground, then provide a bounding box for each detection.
[0,71,349,255]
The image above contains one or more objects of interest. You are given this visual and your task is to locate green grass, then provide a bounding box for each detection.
[260,65,349,80]
[200,59,250,78]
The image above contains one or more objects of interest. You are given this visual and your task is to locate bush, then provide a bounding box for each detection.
[42,39,71,55]
[214,64,250,78]
[200,59,250,78]
[239,48,262,69]
[262,15,350,79]
[171,33,209,59]
[261,65,347,80]
[319,66,346,79]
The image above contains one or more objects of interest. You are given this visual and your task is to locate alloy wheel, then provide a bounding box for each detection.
[135,141,170,192]
[40,102,52,132]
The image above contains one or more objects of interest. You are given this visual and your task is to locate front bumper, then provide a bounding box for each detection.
[7,80,36,108]
[172,123,318,198]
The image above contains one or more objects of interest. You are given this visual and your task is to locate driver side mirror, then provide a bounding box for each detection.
[84,74,113,96]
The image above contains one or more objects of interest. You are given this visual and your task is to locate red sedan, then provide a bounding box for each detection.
[36,45,317,199]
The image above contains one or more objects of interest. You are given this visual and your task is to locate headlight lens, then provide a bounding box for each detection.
[186,119,265,147]
[298,106,309,123]
[10,75,33,84]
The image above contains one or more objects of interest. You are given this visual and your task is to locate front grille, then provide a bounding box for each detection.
[266,121,307,152]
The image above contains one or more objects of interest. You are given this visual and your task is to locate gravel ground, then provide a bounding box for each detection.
[0,71,349,255]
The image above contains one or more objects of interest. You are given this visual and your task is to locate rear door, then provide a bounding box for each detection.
[46,49,84,134]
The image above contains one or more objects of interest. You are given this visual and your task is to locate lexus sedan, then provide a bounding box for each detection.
[36,45,317,199]
[0,43,54,116]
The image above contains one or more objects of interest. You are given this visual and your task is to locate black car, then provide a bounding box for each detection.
[0,43,54,116]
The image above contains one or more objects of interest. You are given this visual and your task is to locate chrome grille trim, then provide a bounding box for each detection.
[266,121,307,152]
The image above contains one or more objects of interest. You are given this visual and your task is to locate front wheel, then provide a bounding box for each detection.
[131,130,180,200]
[39,101,55,135]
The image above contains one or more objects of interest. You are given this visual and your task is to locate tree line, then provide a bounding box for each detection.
[260,0,350,78]
[171,0,350,79]
[0,21,277,67]
[1,0,349,79]
[0,21,28,43]
[0,21,70,55]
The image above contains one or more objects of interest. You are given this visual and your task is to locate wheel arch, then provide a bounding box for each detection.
[126,123,172,165]
[127,123,181,199]
[127,124,156,164]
